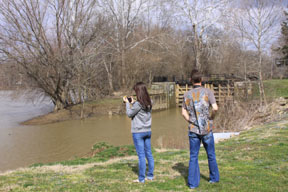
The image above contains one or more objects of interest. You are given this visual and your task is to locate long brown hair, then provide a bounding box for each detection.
[133,82,152,110]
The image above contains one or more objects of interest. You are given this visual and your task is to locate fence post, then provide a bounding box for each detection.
[175,84,179,104]
[218,84,221,103]
[228,84,230,97]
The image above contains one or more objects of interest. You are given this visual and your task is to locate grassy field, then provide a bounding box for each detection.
[263,79,288,98]
[1,117,288,191]
[251,79,288,100]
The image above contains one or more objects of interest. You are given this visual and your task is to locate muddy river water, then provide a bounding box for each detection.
[0,91,189,172]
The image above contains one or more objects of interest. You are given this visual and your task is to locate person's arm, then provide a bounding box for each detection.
[181,93,190,122]
[210,103,218,120]
[182,107,190,122]
[126,101,141,118]
[212,103,218,111]
[208,90,218,119]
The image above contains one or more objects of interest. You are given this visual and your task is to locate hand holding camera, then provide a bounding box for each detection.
[123,96,134,103]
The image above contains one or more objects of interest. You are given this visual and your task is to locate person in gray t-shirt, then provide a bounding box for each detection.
[182,70,220,189]
[182,85,216,135]
[123,82,154,183]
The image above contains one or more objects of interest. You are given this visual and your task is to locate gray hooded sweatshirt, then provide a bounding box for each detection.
[126,101,152,133]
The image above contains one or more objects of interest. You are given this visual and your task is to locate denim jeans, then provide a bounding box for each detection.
[188,131,219,188]
[132,131,154,182]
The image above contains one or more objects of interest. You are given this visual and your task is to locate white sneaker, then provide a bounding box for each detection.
[133,179,144,183]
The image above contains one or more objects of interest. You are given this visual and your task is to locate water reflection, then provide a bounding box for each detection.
[0,91,188,172]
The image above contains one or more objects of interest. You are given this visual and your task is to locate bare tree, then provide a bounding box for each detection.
[167,0,228,71]
[230,0,283,105]
[0,0,105,110]
[97,0,156,88]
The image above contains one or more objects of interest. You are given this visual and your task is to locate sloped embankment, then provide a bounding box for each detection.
[1,118,288,191]
[22,98,125,125]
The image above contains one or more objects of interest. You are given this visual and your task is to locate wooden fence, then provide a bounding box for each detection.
[175,83,234,107]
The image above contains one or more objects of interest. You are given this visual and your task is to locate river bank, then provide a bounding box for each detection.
[21,79,288,126]
[0,91,54,128]
[0,94,189,172]
[22,97,125,125]
[1,81,287,173]
[1,117,287,191]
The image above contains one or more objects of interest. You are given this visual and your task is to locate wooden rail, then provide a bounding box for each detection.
[175,84,190,105]
[175,83,234,107]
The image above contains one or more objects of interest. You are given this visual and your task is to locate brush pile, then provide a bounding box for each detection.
[214,97,288,132]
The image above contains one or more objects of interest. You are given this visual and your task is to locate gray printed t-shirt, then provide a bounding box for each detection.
[182,87,216,135]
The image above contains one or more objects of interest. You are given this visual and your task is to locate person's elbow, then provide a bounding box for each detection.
[212,103,218,111]
[181,110,186,117]
[126,110,134,118]
[182,108,189,120]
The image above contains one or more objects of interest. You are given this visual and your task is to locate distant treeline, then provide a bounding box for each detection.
[0,0,285,109]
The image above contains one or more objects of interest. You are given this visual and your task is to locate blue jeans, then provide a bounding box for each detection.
[132,131,154,182]
[188,132,219,188]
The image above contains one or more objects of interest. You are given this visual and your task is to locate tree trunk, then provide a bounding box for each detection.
[53,98,65,111]
[195,47,201,71]
[53,87,69,111]
[193,24,201,71]
[80,101,85,119]
[121,49,126,87]
[108,72,114,93]
[258,72,267,106]
[258,53,267,106]
[148,71,153,86]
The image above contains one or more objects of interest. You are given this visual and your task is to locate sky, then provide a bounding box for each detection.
[227,0,287,53]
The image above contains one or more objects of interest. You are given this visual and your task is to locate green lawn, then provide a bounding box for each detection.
[1,118,288,191]
[251,79,288,100]
[263,79,288,98]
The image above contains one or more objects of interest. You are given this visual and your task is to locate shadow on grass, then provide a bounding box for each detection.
[127,163,138,175]
[172,162,209,186]
[127,162,155,179]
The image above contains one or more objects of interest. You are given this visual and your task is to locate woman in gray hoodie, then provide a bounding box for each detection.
[123,82,154,183]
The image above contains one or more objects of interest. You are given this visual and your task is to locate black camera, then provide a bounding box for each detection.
[123,96,132,103]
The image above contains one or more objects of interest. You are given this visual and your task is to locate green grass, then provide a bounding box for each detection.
[251,79,288,100]
[32,142,137,167]
[1,119,288,191]
[263,79,288,98]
